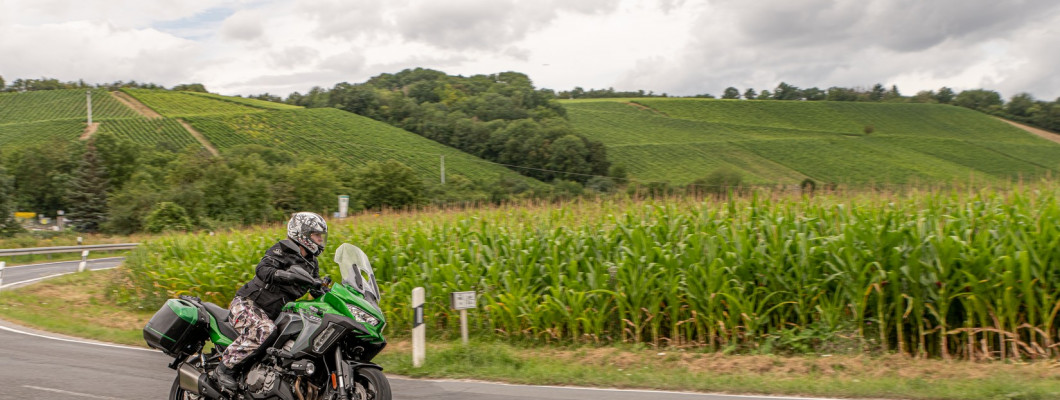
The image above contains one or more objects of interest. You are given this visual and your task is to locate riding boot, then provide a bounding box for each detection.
[211,363,238,391]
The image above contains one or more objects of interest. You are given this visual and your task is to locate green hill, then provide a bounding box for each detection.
[564,99,1060,185]
[182,108,543,184]
[0,89,543,187]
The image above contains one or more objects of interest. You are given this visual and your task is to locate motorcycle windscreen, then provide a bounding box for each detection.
[334,243,381,305]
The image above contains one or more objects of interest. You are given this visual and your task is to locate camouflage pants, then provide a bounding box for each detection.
[221,296,276,368]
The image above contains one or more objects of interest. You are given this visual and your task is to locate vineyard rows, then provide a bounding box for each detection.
[0,89,139,123]
[185,92,303,110]
[122,89,266,117]
[563,99,1060,185]
[183,108,546,186]
[96,117,203,151]
[0,119,84,148]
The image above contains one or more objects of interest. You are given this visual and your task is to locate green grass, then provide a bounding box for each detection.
[183,108,547,185]
[122,89,267,117]
[0,270,153,346]
[563,99,1060,185]
[0,89,140,123]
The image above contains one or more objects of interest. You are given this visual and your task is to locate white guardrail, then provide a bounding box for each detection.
[0,243,140,257]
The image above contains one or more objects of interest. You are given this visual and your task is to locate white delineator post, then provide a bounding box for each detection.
[0,261,6,292]
[78,250,89,272]
[412,287,425,367]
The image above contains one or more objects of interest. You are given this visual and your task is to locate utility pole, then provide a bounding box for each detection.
[86,90,93,125]
[440,155,445,185]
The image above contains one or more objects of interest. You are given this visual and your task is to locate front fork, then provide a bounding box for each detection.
[332,347,383,399]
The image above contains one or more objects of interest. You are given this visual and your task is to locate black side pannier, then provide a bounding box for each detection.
[143,298,210,356]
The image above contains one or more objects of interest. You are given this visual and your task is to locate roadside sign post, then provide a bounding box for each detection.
[338,195,349,218]
[0,261,5,293]
[412,287,425,367]
[450,291,476,345]
[78,250,89,272]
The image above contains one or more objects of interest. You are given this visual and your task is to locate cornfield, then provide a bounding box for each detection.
[115,182,1060,360]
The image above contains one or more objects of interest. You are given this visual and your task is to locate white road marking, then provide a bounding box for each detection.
[22,385,126,399]
[0,272,67,289]
[3,257,125,269]
[0,266,116,289]
[0,323,154,352]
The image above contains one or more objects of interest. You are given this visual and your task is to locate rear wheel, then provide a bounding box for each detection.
[351,368,391,400]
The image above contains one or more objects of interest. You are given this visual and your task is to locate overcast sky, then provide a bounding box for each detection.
[2,0,1058,101]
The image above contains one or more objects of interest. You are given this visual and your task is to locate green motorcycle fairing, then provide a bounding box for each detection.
[200,282,386,349]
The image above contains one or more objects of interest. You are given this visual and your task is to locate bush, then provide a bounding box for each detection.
[693,168,744,196]
[144,202,193,233]
[863,125,875,134]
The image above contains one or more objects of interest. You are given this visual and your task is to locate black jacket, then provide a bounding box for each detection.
[235,239,320,319]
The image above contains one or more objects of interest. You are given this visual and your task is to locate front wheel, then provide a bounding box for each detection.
[351,368,391,400]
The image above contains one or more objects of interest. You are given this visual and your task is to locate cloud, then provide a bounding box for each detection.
[393,0,619,51]
[220,9,264,41]
[618,0,1060,98]
[0,21,199,86]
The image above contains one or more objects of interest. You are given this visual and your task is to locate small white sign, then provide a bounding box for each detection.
[450,291,476,310]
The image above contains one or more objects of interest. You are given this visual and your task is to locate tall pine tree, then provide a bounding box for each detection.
[0,160,24,237]
[66,142,109,232]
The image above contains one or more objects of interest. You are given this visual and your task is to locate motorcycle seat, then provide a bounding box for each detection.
[203,302,239,340]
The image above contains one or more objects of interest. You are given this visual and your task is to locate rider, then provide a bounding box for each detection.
[212,212,329,390]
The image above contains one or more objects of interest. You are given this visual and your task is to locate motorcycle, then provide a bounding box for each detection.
[144,243,390,400]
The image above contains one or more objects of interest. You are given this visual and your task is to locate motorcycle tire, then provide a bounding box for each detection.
[352,368,391,400]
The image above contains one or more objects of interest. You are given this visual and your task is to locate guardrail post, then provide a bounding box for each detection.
[78,250,89,272]
[412,287,425,367]
[0,261,5,292]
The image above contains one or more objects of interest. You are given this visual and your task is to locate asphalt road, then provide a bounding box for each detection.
[0,260,833,400]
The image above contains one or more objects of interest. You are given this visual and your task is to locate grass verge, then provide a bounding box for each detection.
[2,270,1059,400]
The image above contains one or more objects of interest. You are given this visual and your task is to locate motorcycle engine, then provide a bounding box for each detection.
[244,363,281,396]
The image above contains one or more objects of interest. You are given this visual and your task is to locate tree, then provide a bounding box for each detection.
[104,170,164,234]
[756,90,772,100]
[353,160,425,210]
[911,90,937,103]
[66,142,109,232]
[935,87,955,104]
[0,160,24,237]
[773,82,802,100]
[722,87,741,99]
[868,84,886,101]
[172,83,208,92]
[803,87,825,101]
[826,87,859,101]
[954,89,1003,112]
[743,88,757,100]
[693,168,743,196]
[144,202,193,233]
[1006,93,1036,117]
[0,75,5,91]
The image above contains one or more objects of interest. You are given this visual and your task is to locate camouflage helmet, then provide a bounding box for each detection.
[287,212,328,256]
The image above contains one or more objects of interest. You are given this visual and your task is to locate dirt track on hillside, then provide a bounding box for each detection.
[997,117,1060,144]
[109,91,161,118]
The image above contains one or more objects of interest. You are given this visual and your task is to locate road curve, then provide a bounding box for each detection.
[0,261,840,400]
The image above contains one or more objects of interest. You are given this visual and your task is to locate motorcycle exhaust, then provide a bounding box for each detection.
[178,363,224,399]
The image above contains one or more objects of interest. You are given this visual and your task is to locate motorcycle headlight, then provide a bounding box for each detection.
[346,304,380,326]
